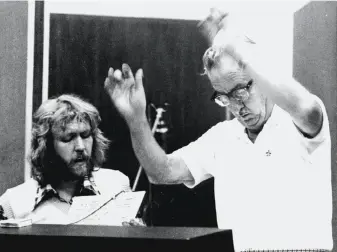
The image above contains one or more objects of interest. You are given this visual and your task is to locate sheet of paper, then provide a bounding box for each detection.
[68,191,145,226]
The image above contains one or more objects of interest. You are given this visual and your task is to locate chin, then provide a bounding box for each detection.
[242,117,262,130]
[71,163,91,178]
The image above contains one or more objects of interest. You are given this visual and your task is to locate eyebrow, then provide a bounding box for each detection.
[213,80,253,97]
[214,83,247,95]
[56,127,91,136]
[65,128,91,135]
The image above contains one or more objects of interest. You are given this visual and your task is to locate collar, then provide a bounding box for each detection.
[34,174,101,208]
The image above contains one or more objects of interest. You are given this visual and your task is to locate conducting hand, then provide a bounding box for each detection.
[199,8,258,69]
[104,64,147,124]
[198,7,228,44]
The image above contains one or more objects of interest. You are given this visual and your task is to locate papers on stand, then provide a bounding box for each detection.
[68,191,146,226]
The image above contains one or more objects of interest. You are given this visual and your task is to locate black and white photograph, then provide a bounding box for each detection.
[0,0,336,251]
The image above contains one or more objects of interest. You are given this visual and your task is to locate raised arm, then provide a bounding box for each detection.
[244,62,323,138]
[104,64,193,184]
[201,9,323,138]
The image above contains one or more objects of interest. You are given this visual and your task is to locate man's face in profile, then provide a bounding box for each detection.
[52,120,93,180]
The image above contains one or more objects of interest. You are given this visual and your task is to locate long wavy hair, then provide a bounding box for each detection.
[29,94,110,186]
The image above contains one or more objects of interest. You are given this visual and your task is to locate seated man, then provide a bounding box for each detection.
[0,94,130,224]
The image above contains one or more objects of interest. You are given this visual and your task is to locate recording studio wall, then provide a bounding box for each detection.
[0,2,28,195]
[48,14,227,227]
[293,1,337,250]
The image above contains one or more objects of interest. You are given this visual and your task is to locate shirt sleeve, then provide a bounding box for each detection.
[168,122,230,188]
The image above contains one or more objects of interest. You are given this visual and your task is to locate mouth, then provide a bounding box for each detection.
[240,114,257,124]
[74,156,88,163]
[240,113,251,120]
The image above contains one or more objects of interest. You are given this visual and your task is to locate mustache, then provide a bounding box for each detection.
[71,153,90,164]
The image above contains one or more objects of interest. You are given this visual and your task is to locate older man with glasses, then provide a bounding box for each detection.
[104,8,332,252]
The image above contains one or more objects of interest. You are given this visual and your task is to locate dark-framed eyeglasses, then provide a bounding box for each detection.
[210,80,253,107]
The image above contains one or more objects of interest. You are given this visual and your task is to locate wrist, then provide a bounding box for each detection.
[127,115,149,132]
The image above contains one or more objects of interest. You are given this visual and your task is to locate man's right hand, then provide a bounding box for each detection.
[104,64,147,125]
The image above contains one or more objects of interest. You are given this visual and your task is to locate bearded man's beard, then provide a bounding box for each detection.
[43,151,94,186]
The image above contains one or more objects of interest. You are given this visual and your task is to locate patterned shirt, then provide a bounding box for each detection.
[0,175,101,220]
[34,175,101,208]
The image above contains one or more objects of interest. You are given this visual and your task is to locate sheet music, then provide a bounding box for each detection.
[68,191,145,226]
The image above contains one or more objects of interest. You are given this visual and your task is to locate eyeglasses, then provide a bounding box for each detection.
[210,80,253,107]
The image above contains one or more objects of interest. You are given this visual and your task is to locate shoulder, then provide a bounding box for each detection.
[198,119,242,142]
[0,179,39,218]
[170,119,239,157]
[5,179,39,198]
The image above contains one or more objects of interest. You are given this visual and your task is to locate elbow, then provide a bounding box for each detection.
[147,174,162,184]
[298,97,323,137]
[147,172,172,185]
[307,100,322,124]
[143,155,183,185]
[306,99,323,135]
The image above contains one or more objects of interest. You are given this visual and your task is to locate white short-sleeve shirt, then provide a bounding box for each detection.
[169,97,332,251]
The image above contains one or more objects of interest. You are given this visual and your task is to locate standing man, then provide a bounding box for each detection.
[104,9,332,251]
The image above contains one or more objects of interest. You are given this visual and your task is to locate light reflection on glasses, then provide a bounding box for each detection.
[211,80,253,107]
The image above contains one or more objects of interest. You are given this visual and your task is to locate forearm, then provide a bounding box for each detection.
[248,60,311,112]
[127,118,172,184]
[105,64,191,183]
[245,60,322,135]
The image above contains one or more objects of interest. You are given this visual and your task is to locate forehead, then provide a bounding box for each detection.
[207,56,250,92]
[52,120,91,135]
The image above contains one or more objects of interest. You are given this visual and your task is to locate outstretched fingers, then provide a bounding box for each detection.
[122,63,134,79]
[104,64,143,99]
[104,67,114,95]
[134,68,144,91]
[104,67,124,97]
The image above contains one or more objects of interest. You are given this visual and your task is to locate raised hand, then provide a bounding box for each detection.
[199,8,258,68]
[104,64,147,125]
[198,7,228,44]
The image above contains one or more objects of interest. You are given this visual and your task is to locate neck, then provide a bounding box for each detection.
[55,180,81,203]
[246,102,275,143]
[246,128,261,143]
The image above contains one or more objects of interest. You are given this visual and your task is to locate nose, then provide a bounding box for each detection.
[228,99,244,114]
[74,136,85,152]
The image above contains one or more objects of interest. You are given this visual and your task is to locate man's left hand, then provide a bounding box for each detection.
[199,8,259,69]
[122,218,146,227]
